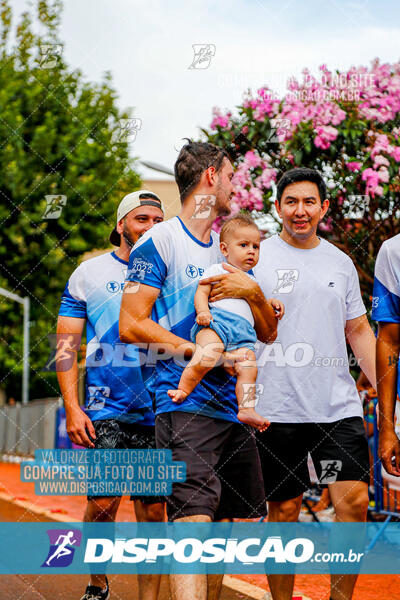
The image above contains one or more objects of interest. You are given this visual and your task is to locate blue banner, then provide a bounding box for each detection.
[0,522,399,574]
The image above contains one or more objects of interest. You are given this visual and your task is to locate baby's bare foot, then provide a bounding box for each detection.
[238,408,270,432]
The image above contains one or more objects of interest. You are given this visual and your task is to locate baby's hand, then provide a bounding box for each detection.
[168,389,188,404]
[268,298,285,320]
[196,311,213,326]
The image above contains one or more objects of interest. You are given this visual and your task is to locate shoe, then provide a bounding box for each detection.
[80,577,109,600]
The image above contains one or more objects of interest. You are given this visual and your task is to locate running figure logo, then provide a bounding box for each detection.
[267,118,291,143]
[39,44,63,68]
[241,384,264,407]
[272,269,299,294]
[113,118,142,143]
[42,529,81,568]
[188,44,216,69]
[192,195,216,219]
[87,386,110,411]
[319,459,343,484]
[42,195,67,219]
[43,334,78,372]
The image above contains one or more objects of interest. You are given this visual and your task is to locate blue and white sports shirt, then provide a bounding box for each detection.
[372,234,400,396]
[126,217,238,422]
[59,251,154,425]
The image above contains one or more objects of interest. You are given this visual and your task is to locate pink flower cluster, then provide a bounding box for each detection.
[358,60,400,123]
[346,162,362,172]
[362,169,383,197]
[208,59,400,214]
[243,88,280,122]
[362,131,400,196]
[231,151,277,212]
[210,108,232,130]
[314,125,339,149]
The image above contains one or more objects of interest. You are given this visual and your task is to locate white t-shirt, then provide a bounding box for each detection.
[200,263,255,326]
[253,234,366,423]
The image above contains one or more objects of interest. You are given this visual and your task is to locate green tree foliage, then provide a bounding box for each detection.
[0,0,141,401]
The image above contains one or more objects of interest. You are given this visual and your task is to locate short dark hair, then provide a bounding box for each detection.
[220,213,259,243]
[276,168,327,204]
[174,140,229,203]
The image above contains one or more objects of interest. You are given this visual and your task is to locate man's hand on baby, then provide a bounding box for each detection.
[268,298,285,320]
[168,389,188,404]
[196,311,213,326]
[200,263,256,302]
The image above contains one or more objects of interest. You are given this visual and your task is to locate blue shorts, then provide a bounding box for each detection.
[190,306,257,352]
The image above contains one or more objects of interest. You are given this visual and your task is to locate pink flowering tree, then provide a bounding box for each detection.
[202,60,400,292]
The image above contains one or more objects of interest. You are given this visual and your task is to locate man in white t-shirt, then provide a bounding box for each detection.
[253,168,376,600]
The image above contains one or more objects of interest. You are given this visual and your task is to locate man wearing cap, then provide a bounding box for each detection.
[56,190,165,600]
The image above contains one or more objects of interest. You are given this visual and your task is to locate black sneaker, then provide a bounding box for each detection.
[80,577,109,600]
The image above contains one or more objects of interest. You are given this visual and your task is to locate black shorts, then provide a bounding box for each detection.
[256,417,370,502]
[87,418,164,504]
[155,411,266,521]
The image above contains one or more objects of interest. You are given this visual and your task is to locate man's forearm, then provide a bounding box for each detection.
[55,318,84,414]
[377,334,400,432]
[247,288,277,344]
[57,359,81,412]
[120,316,193,359]
[348,327,376,389]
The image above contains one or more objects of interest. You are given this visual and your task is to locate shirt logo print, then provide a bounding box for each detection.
[186,264,199,278]
[106,281,120,293]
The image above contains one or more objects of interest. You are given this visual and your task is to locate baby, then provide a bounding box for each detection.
[168,214,284,431]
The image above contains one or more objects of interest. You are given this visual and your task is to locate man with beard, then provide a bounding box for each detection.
[119,142,278,600]
[56,190,165,600]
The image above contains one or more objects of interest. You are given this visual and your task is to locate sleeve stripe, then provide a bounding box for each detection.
[372,275,400,323]
[59,282,87,318]
[126,238,167,289]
